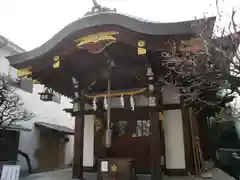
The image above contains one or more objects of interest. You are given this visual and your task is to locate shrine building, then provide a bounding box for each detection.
[6,2,236,180]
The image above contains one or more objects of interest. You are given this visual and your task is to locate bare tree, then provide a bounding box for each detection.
[0,75,34,173]
[160,1,240,112]
[0,75,34,130]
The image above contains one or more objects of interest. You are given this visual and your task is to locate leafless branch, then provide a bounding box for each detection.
[159,2,240,112]
[0,75,34,132]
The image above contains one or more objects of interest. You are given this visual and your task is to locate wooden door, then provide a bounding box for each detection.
[37,131,65,172]
[108,109,152,173]
[57,137,65,168]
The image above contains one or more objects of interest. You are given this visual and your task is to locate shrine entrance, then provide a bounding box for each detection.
[109,108,153,173]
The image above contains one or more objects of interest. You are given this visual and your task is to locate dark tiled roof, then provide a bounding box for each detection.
[0,123,31,132]
[35,121,74,134]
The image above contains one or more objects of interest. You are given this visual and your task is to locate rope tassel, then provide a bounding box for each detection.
[130,95,135,111]
[104,96,108,110]
[93,97,97,111]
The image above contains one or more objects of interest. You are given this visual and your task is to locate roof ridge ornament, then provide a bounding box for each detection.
[84,0,117,16]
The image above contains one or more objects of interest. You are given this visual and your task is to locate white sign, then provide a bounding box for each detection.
[101,161,108,172]
[0,165,20,180]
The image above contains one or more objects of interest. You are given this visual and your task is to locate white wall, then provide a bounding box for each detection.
[164,109,186,169]
[0,42,75,172]
[83,115,95,167]
[16,87,74,171]
[0,46,15,74]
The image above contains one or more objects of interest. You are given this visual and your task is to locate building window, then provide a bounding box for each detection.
[136,120,151,137]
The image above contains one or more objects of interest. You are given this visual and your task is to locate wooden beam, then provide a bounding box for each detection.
[64,104,181,116]
[72,99,85,179]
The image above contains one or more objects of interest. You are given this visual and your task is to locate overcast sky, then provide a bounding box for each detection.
[0,0,239,50]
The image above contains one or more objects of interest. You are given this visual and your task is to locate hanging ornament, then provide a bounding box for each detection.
[53,56,60,69]
[93,97,97,111]
[137,40,146,55]
[130,95,135,111]
[120,95,124,108]
[104,96,108,110]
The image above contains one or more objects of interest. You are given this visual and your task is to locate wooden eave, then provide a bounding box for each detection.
[7,13,216,67]
[6,13,217,97]
[35,122,74,135]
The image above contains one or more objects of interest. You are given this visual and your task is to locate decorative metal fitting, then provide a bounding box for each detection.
[148,96,156,107]
[146,67,154,77]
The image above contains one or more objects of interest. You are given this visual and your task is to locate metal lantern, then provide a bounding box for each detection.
[39,88,54,101]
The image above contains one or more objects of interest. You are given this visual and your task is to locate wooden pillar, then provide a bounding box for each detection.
[180,96,194,174]
[147,66,163,180]
[94,101,107,159]
[72,99,85,179]
[149,109,162,180]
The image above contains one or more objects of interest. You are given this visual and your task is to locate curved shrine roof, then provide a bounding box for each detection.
[7,12,216,68]
[6,10,218,97]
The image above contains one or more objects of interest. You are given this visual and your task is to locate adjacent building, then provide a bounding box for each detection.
[0,35,76,174]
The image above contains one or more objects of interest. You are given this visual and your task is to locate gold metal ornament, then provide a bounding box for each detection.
[111,165,117,172]
[53,56,60,68]
[75,31,119,48]
[137,40,146,55]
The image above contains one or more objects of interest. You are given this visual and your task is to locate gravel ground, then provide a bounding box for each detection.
[19,168,236,180]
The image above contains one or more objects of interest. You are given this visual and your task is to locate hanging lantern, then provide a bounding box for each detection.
[38,88,54,101]
[120,95,124,108]
[93,97,97,111]
[130,95,135,111]
[104,96,108,110]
